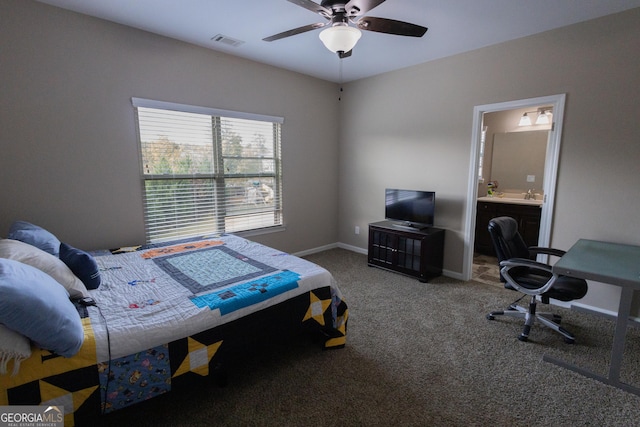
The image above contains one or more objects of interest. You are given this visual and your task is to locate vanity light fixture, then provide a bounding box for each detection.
[518,113,532,126]
[518,108,553,126]
[535,110,550,125]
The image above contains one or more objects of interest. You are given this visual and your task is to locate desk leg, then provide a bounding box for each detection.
[543,287,640,396]
[609,287,634,382]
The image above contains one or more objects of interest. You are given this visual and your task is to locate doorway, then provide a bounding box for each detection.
[462,94,567,281]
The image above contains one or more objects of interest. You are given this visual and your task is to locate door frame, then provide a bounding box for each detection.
[462,94,567,280]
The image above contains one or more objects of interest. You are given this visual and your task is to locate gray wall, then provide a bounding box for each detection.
[2,1,640,314]
[338,8,640,313]
[0,0,339,254]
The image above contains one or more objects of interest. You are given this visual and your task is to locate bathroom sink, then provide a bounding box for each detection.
[477,196,543,206]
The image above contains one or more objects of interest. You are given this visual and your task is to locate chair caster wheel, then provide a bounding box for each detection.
[518,335,528,342]
[564,337,575,344]
[486,314,495,320]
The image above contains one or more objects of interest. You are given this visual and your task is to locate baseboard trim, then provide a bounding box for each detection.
[443,269,465,281]
[296,243,632,320]
[295,242,463,281]
[572,302,640,326]
[292,243,339,257]
[336,242,367,254]
[293,242,366,257]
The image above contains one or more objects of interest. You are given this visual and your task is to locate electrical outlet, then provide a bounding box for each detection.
[527,175,536,183]
[355,226,360,235]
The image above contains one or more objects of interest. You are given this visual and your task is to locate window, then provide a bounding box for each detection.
[478,125,488,182]
[132,98,284,243]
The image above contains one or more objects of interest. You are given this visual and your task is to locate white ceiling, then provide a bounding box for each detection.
[36,0,640,83]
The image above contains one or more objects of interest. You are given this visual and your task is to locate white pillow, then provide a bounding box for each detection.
[0,239,89,299]
[0,324,31,376]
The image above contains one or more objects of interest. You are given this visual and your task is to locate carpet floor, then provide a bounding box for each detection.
[93,248,640,426]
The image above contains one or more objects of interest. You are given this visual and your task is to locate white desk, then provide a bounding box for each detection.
[547,239,640,395]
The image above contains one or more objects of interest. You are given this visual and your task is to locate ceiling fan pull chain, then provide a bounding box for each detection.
[338,58,343,100]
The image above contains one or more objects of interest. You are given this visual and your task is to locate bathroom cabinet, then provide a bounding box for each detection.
[475,201,541,256]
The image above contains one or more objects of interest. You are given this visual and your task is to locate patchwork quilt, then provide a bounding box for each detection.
[0,234,348,425]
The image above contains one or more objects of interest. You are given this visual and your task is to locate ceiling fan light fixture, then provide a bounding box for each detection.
[319,25,362,53]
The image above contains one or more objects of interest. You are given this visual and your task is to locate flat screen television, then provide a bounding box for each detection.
[385,188,435,229]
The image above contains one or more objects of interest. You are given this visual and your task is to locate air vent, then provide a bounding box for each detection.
[211,34,245,47]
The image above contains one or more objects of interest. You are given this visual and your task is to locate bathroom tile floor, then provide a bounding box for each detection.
[472,253,501,287]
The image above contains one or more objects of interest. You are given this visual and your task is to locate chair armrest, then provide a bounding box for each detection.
[499,258,558,296]
[500,258,552,273]
[528,246,566,258]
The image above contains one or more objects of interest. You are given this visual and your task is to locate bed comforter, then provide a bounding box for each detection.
[0,234,348,425]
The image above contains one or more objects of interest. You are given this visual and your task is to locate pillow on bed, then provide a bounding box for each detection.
[0,258,84,358]
[0,239,89,299]
[59,243,101,290]
[0,324,32,376]
[7,221,61,257]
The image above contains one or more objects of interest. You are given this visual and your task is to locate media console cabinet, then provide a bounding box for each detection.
[368,220,445,282]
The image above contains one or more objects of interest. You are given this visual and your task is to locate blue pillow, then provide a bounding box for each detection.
[59,243,101,290]
[0,258,84,358]
[7,221,61,257]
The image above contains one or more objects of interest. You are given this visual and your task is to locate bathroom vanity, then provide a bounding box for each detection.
[475,196,542,256]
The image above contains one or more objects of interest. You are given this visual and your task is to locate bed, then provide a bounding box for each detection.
[0,223,348,426]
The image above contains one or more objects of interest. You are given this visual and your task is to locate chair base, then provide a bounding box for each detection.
[486,296,576,344]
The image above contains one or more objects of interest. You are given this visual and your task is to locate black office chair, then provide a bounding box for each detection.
[486,216,588,343]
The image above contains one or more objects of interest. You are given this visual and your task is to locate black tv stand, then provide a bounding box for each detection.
[368,220,445,282]
[391,222,429,231]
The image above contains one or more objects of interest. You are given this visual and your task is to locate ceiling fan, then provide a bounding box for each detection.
[263,0,428,58]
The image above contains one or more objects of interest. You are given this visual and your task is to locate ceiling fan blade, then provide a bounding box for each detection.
[356,16,428,37]
[263,22,327,42]
[287,0,332,18]
[338,49,353,59]
[344,0,386,17]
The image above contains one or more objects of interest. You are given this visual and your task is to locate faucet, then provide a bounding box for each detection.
[525,189,535,200]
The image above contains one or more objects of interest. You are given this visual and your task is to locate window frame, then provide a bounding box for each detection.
[132,98,285,243]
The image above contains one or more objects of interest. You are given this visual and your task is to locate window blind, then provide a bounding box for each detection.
[133,98,283,243]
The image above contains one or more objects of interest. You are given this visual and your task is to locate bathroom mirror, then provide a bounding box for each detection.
[490,130,548,192]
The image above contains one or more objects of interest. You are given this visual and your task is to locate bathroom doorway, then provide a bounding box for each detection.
[462,94,567,281]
